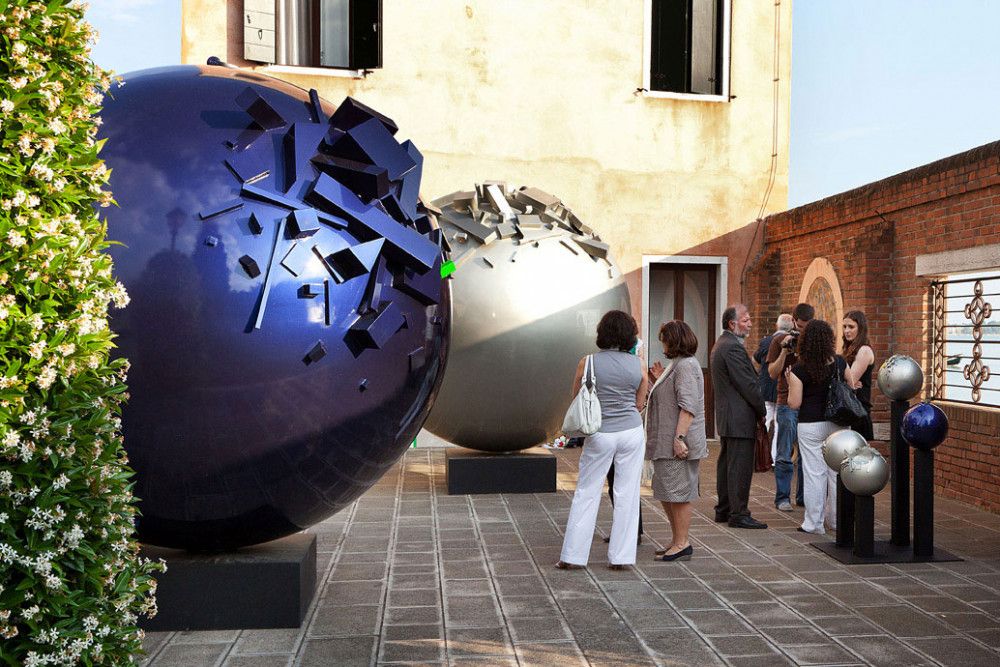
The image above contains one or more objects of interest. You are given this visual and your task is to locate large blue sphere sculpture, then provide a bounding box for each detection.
[99,65,450,550]
[901,402,950,451]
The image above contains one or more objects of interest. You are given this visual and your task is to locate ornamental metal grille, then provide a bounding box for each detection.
[930,275,1000,407]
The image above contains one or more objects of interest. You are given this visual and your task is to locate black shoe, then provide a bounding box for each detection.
[728,516,768,529]
[655,545,693,561]
[714,514,729,523]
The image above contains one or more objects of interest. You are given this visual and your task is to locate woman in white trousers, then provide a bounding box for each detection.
[558,311,648,570]
[787,320,853,535]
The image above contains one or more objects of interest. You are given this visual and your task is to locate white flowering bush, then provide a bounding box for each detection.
[0,2,163,665]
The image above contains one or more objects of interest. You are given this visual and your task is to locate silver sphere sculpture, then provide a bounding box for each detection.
[840,446,890,496]
[877,354,924,401]
[423,183,631,452]
[823,429,868,472]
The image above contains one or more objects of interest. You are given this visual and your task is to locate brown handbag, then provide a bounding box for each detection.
[754,416,773,473]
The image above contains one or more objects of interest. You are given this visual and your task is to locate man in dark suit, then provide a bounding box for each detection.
[710,304,768,529]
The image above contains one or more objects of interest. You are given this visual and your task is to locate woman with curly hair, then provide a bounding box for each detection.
[842,310,875,441]
[558,310,648,571]
[787,320,854,534]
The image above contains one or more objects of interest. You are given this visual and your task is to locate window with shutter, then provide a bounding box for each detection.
[646,0,729,99]
[243,0,382,72]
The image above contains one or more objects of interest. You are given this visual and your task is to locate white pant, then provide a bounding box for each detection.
[765,401,779,462]
[560,425,645,565]
[797,420,839,534]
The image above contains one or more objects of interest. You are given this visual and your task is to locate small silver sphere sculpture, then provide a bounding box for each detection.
[823,429,868,472]
[423,183,631,452]
[840,446,890,496]
[877,354,924,401]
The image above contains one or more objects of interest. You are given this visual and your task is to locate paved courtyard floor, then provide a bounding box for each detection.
[141,443,1000,666]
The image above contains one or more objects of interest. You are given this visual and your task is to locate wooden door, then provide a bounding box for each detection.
[647,263,717,437]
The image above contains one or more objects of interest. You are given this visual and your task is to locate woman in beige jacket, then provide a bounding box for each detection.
[645,321,707,561]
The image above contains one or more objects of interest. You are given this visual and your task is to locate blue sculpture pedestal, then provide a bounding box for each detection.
[140,533,317,630]
[447,447,556,495]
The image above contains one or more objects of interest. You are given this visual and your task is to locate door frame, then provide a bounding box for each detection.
[642,255,728,438]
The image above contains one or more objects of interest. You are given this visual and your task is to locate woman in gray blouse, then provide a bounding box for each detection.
[558,311,648,570]
[645,321,706,561]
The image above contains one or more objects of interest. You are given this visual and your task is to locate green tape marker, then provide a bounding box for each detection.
[440,260,456,278]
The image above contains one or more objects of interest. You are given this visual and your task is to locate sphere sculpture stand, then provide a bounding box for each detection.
[852,494,875,558]
[835,475,855,548]
[815,357,961,564]
[889,399,911,547]
[913,447,935,559]
[100,64,452,629]
[425,182,630,494]
[902,401,957,562]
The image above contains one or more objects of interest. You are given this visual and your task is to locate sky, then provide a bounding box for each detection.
[85,1,1000,208]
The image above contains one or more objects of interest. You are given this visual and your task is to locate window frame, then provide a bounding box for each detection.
[641,0,732,103]
[244,0,381,73]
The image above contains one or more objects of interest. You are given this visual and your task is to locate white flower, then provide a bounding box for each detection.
[48,118,67,135]
[2,430,20,448]
[65,525,84,549]
[111,281,130,308]
[6,230,25,248]
[22,605,40,620]
[9,77,27,90]
[36,366,57,390]
[29,162,54,181]
[0,99,13,114]
[28,341,46,359]
[11,42,26,56]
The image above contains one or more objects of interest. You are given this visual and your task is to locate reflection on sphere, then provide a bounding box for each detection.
[840,447,890,496]
[901,402,949,450]
[423,184,630,452]
[877,354,923,402]
[100,65,450,550]
[822,429,868,472]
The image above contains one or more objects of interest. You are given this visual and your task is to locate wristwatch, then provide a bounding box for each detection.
[675,434,686,442]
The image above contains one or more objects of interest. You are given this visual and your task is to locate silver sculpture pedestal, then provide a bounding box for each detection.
[446,447,556,495]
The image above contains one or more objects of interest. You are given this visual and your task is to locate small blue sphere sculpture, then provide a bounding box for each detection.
[99,65,450,550]
[901,402,950,451]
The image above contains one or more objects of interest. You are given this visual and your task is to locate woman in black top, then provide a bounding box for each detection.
[787,320,854,535]
[842,310,875,440]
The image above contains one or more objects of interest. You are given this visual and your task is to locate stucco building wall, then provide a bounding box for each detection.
[180,0,791,317]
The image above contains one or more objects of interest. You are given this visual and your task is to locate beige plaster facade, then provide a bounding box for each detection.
[181,0,791,294]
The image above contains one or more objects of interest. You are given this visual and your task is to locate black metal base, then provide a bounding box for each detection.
[812,539,962,564]
[140,533,317,631]
[446,447,556,495]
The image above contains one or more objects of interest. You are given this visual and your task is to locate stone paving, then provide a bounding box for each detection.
[140,443,1000,666]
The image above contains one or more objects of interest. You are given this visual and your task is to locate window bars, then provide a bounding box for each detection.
[931,276,999,407]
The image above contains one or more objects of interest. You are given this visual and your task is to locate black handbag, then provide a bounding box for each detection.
[824,357,867,426]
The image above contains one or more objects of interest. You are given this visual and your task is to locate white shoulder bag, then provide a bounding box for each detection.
[561,355,602,437]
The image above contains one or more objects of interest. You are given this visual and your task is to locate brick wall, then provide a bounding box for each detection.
[744,141,1000,512]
